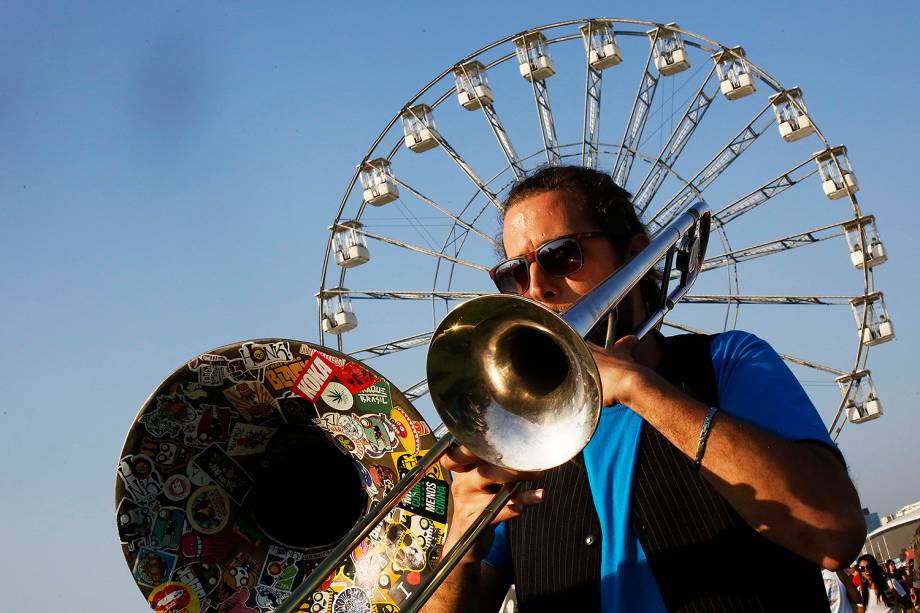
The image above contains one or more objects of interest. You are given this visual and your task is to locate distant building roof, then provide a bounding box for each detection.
[868,507,920,539]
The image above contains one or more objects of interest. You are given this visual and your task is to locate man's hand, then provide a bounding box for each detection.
[587,334,659,408]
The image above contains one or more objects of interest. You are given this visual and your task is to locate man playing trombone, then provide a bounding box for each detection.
[424,165,866,612]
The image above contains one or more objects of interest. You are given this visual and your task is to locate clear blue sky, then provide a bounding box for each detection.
[1,1,918,610]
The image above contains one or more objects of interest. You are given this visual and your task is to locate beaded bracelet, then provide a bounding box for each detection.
[693,406,719,467]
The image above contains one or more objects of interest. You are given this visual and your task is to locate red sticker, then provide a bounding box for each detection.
[337,361,381,395]
[291,353,336,401]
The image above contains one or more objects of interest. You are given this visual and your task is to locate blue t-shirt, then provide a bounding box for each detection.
[483,331,837,611]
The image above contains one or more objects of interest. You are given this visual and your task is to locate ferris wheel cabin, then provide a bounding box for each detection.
[401,104,439,153]
[579,20,622,71]
[319,288,358,335]
[850,292,895,346]
[843,216,887,269]
[712,47,756,100]
[454,61,494,111]
[648,23,690,76]
[815,146,859,200]
[836,370,883,424]
[513,31,556,82]
[769,88,816,142]
[332,220,370,269]
[359,158,399,206]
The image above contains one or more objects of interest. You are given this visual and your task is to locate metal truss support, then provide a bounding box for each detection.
[582,66,603,169]
[612,47,660,188]
[390,180,499,248]
[714,157,820,224]
[700,220,850,271]
[682,294,856,306]
[348,331,434,361]
[480,103,526,180]
[635,67,719,215]
[529,78,561,165]
[323,289,489,301]
[647,104,775,232]
[354,227,490,272]
[429,129,503,211]
[403,379,430,401]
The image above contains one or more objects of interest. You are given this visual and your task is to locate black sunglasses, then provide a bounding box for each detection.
[490,232,609,295]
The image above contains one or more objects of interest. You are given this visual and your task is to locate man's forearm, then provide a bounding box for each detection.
[625,372,865,568]
[420,559,483,613]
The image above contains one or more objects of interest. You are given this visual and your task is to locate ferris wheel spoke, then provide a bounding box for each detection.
[699,220,850,271]
[403,379,430,401]
[664,320,846,376]
[582,63,603,169]
[391,179,500,248]
[646,103,775,231]
[351,227,491,271]
[427,128,503,211]
[612,38,660,187]
[635,66,719,215]
[328,289,489,301]
[348,331,434,361]
[528,77,561,165]
[713,155,821,225]
[683,294,856,305]
[479,103,526,179]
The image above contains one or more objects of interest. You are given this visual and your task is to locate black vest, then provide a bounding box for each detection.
[507,333,831,612]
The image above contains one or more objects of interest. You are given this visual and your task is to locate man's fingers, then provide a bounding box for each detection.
[441,444,483,472]
[493,489,546,523]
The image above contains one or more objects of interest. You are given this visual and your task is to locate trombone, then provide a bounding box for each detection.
[278,201,711,613]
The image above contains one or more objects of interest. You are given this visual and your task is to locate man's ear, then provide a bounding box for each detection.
[626,233,650,258]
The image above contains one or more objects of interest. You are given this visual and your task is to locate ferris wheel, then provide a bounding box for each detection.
[316,19,892,442]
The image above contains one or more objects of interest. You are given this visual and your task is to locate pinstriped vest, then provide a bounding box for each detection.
[507,333,830,612]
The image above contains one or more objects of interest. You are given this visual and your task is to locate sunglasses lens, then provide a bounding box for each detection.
[492,259,530,294]
[537,237,583,277]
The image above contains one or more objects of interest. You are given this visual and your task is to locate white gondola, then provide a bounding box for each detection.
[401,104,439,153]
[319,288,358,335]
[454,61,494,110]
[513,31,556,82]
[843,216,887,269]
[836,370,883,424]
[713,47,756,100]
[815,146,859,200]
[579,20,622,70]
[769,88,815,142]
[648,23,690,76]
[359,158,399,206]
[850,292,895,346]
[332,221,370,269]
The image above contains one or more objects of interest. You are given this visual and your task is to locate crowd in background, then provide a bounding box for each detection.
[825,554,919,612]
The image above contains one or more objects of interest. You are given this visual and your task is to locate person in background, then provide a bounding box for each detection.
[858,554,906,612]
[907,584,918,611]
[824,567,863,613]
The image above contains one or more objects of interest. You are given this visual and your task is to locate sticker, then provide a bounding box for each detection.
[187,463,212,487]
[164,474,192,501]
[117,498,152,549]
[118,454,163,503]
[191,445,253,504]
[254,585,287,609]
[141,395,198,439]
[239,341,293,370]
[139,438,189,473]
[174,562,222,600]
[133,548,178,587]
[313,413,366,459]
[332,586,372,613]
[186,485,231,534]
[389,407,430,455]
[258,545,305,592]
[226,423,277,456]
[185,404,233,448]
[337,362,381,395]
[400,478,449,524]
[264,359,308,392]
[292,353,336,402]
[321,382,354,412]
[355,381,392,413]
[223,381,279,422]
[298,344,346,367]
[222,553,260,592]
[179,532,229,564]
[152,506,187,549]
[148,581,201,613]
[357,413,398,458]
[216,588,259,613]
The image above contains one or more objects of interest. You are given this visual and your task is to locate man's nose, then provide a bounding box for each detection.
[526,260,559,303]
